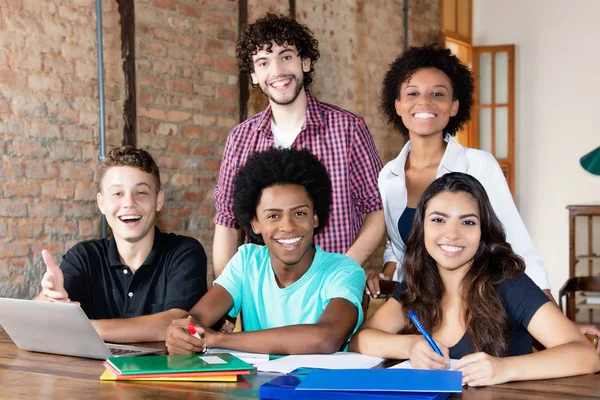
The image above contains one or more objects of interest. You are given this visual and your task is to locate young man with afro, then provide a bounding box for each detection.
[166,148,366,355]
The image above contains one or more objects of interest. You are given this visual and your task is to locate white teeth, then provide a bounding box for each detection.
[119,215,141,221]
[276,237,301,245]
[440,245,463,252]
[271,79,291,88]
[414,112,436,119]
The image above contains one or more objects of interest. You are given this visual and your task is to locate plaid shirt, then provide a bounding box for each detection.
[214,92,383,254]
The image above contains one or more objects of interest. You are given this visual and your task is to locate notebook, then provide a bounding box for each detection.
[259,368,453,400]
[0,298,161,359]
[296,369,462,393]
[99,369,238,382]
[105,353,254,375]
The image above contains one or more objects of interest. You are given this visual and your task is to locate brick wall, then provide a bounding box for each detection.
[1,0,439,298]
[0,0,123,298]
[134,0,238,281]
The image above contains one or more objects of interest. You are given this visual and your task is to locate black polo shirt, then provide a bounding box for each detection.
[60,227,207,320]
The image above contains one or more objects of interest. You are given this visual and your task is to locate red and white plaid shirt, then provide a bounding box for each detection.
[214,92,383,254]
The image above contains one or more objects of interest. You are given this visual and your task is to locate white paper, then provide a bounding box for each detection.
[206,348,271,364]
[198,355,228,364]
[256,352,384,373]
[389,359,459,369]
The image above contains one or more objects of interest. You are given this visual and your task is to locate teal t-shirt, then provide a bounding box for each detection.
[213,244,366,336]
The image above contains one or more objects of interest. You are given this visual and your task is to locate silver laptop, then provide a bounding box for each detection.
[0,298,162,359]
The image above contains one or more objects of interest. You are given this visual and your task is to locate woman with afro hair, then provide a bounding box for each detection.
[372,45,552,299]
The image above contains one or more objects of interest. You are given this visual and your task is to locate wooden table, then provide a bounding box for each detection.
[0,330,598,399]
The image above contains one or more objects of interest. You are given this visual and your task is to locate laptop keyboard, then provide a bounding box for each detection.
[109,348,144,356]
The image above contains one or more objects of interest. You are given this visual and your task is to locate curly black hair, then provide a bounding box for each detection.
[233,148,332,242]
[380,44,474,137]
[236,13,320,90]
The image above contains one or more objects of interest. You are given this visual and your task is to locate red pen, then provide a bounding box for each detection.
[187,323,202,339]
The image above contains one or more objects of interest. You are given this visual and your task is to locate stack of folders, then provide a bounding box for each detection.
[259,368,463,400]
[100,353,254,382]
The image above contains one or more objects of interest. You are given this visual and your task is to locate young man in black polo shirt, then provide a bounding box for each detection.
[35,146,207,343]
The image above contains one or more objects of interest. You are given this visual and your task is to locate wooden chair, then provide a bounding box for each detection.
[558,276,600,349]
[361,279,399,316]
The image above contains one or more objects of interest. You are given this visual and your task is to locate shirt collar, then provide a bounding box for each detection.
[254,91,325,133]
[390,133,468,177]
[108,226,164,269]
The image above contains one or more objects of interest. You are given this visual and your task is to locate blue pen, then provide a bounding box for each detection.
[408,310,444,357]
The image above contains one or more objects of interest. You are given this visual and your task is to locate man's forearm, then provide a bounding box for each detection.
[209,324,344,355]
[92,308,188,343]
[345,210,385,266]
[213,225,242,277]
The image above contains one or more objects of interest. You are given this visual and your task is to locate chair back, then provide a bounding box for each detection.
[361,279,399,316]
[558,276,600,320]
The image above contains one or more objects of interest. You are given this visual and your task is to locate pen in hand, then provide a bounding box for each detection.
[186,321,207,354]
[408,310,444,357]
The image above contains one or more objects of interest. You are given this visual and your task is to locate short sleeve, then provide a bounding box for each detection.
[163,240,208,312]
[214,131,242,228]
[500,274,550,329]
[390,281,408,303]
[60,245,91,311]
[349,118,384,213]
[213,246,246,318]
[323,259,366,331]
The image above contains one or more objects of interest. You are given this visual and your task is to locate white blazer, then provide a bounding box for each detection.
[378,135,551,289]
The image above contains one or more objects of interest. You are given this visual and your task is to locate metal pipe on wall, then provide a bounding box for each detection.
[403,0,409,50]
[95,0,108,239]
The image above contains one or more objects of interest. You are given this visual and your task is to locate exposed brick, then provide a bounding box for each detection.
[182,190,204,202]
[217,86,237,100]
[180,4,201,18]
[170,173,194,186]
[0,70,27,90]
[204,39,225,53]
[181,126,203,138]
[139,107,166,120]
[141,41,166,57]
[215,57,237,72]
[167,79,193,93]
[0,243,30,258]
[204,159,221,171]
[74,183,98,201]
[157,218,182,232]
[167,110,192,122]
[14,218,45,238]
[27,200,62,218]
[155,122,178,136]
[202,9,226,24]
[154,0,176,11]
[0,200,28,217]
[4,183,41,197]
[63,202,96,218]
[167,139,190,155]
[41,181,76,200]
[195,204,213,216]
[192,144,211,156]
[45,217,78,235]
[193,53,213,66]
[168,205,192,217]
[25,162,60,179]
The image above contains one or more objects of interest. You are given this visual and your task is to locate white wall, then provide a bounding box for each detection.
[473,0,600,298]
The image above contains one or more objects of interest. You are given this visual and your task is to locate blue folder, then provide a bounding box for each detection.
[259,368,455,400]
[296,369,462,393]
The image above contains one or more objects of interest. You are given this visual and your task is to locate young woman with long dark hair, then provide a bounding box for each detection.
[351,173,599,386]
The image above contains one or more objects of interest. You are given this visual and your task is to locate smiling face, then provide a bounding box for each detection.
[424,191,481,274]
[250,42,311,106]
[394,67,459,139]
[97,166,164,245]
[250,184,318,273]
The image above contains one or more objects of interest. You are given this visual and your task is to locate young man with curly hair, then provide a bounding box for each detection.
[35,146,207,343]
[213,13,385,285]
[166,148,366,355]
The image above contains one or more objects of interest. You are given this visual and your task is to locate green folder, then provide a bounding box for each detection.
[106,353,254,375]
